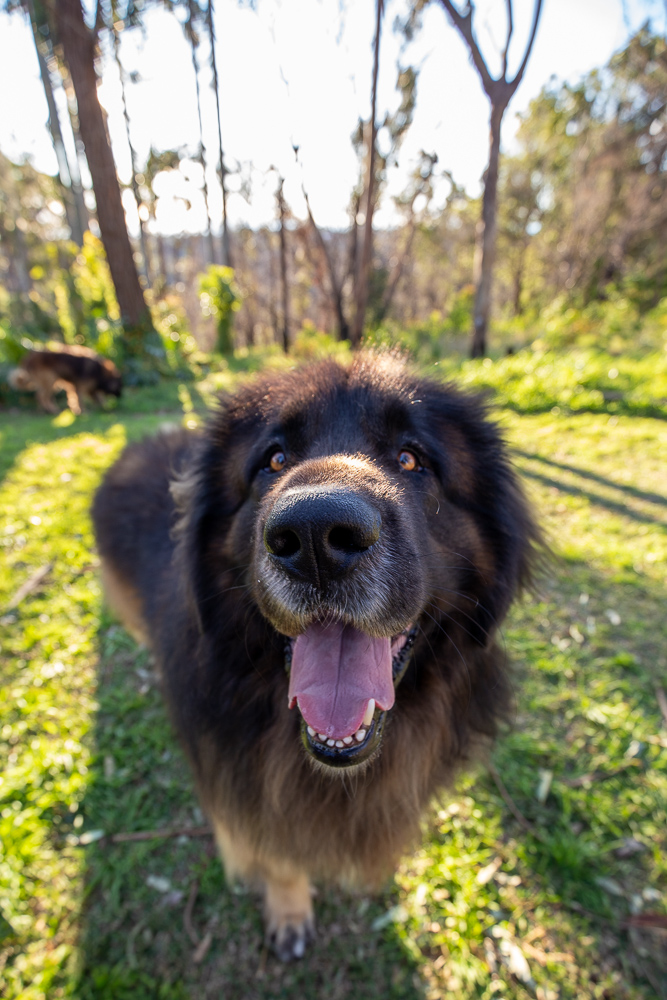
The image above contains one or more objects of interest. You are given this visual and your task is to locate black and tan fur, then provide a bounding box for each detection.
[9,345,122,414]
[92,352,541,960]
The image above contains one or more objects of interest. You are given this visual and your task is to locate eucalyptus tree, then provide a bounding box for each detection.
[52,0,152,344]
[434,0,543,356]
[300,61,417,343]
[350,0,384,346]
[3,0,87,244]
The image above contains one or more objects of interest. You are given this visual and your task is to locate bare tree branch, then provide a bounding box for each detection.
[502,0,513,80]
[510,0,543,89]
[438,0,495,95]
[439,0,542,99]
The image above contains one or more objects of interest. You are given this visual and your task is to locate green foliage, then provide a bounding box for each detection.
[449,348,667,419]
[290,322,352,361]
[197,265,240,354]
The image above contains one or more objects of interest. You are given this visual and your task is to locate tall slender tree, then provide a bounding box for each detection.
[206,0,232,267]
[275,174,290,353]
[184,0,216,265]
[52,0,151,343]
[7,0,88,244]
[436,0,543,356]
[351,0,384,347]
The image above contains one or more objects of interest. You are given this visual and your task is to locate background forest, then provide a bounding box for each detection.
[1,1,666,999]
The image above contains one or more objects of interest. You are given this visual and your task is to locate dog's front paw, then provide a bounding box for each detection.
[264,874,315,961]
[266,914,315,961]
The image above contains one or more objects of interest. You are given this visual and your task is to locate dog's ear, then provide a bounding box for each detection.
[423,382,544,646]
[174,401,247,635]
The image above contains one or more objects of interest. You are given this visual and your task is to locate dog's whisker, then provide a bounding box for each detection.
[426,593,494,641]
[425,599,491,645]
[421,606,472,709]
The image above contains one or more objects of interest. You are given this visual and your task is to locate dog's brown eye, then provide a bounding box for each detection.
[269,450,287,472]
[398,450,419,471]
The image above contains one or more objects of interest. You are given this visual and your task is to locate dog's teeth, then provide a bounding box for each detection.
[355,729,366,742]
[318,733,327,741]
[343,736,353,745]
[307,726,315,737]
[335,740,344,748]
[363,699,375,727]
[327,739,335,747]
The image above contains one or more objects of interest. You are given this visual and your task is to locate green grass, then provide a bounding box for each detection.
[1,349,666,999]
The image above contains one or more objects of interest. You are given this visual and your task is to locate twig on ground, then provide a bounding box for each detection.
[487,762,544,841]
[522,941,575,966]
[560,761,640,788]
[111,825,211,843]
[626,913,667,934]
[184,880,200,946]
[6,562,53,610]
[193,930,213,963]
[126,916,147,970]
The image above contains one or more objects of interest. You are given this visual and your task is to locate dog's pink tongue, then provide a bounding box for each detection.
[288,621,395,739]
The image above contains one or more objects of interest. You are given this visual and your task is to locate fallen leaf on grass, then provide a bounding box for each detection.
[146,875,172,893]
[536,769,553,804]
[476,857,502,884]
[498,939,533,983]
[371,904,408,930]
[595,876,624,897]
[77,829,105,845]
[614,838,646,859]
[569,625,585,644]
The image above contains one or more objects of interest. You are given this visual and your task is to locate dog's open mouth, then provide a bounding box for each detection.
[285,620,417,769]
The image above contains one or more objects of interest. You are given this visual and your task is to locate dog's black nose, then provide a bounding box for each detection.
[264,486,381,585]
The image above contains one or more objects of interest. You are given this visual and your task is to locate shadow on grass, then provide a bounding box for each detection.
[514,449,667,512]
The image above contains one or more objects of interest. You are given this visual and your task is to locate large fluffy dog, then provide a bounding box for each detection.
[9,345,122,414]
[92,352,540,960]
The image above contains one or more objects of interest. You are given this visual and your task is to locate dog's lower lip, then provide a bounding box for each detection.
[301,711,385,768]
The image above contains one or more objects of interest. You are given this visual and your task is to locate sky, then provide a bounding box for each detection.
[0,0,665,235]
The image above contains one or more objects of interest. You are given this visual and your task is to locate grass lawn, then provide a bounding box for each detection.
[0,356,666,1000]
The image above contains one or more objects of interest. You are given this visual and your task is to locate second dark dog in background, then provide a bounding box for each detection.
[9,345,122,414]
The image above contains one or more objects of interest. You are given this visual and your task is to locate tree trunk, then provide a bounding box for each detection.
[111,21,152,286]
[471,104,503,358]
[303,192,349,341]
[26,0,85,245]
[276,179,290,353]
[206,0,232,268]
[376,220,416,324]
[54,0,150,340]
[437,0,543,357]
[351,0,383,348]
